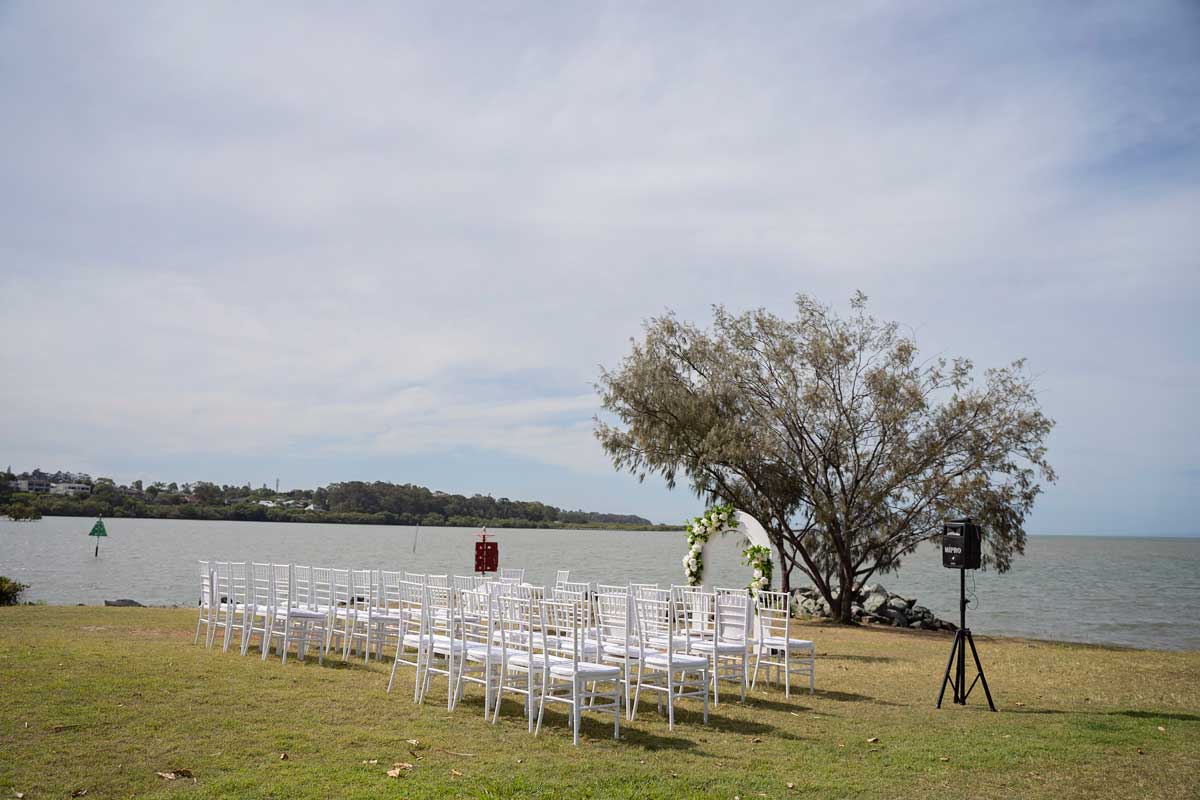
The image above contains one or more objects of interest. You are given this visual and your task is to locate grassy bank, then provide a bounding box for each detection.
[1,606,1197,799]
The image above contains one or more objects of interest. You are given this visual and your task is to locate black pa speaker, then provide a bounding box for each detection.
[942,518,981,569]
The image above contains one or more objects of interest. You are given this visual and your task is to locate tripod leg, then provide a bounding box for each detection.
[965,632,997,712]
[936,632,961,708]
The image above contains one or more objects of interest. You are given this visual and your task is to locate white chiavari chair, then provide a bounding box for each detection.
[537,597,621,744]
[452,575,475,592]
[752,590,815,697]
[427,574,449,589]
[404,572,427,585]
[690,589,749,704]
[492,593,546,731]
[224,561,251,653]
[193,560,214,646]
[263,563,328,665]
[630,592,709,730]
[242,562,274,656]
[418,583,463,709]
[210,561,234,649]
[499,567,525,583]
[387,579,430,702]
[554,569,571,587]
[367,570,404,660]
[327,568,356,658]
[453,587,504,717]
[595,589,640,718]
[630,582,660,598]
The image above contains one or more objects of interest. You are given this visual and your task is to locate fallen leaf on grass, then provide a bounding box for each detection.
[279,753,288,761]
[866,737,880,743]
[1136,748,1145,755]
[786,782,795,790]
[71,791,87,798]
[15,792,26,799]
[1157,726,1166,732]
[939,756,951,762]
[750,737,762,743]
[406,739,420,746]
[449,769,463,778]
[361,759,379,765]
[1014,702,1025,707]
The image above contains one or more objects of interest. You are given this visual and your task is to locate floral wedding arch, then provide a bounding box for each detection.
[683,504,775,597]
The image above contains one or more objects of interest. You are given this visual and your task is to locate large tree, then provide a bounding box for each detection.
[596,293,1055,622]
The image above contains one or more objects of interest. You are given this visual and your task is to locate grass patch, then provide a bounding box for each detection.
[1,606,1197,799]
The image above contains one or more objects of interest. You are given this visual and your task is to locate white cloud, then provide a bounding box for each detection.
[1,1,1197,530]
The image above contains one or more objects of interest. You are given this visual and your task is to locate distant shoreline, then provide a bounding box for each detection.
[14,509,683,532]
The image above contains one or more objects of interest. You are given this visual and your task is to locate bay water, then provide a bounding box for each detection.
[2,516,1197,651]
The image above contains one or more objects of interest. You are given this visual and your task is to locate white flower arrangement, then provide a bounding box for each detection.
[682,503,738,586]
[742,544,774,598]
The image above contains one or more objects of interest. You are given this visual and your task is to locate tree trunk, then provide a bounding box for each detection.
[836,560,856,624]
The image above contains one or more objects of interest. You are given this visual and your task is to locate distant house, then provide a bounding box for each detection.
[10,478,51,493]
[304,503,322,512]
[50,482,91,497]
[257,500,276,508]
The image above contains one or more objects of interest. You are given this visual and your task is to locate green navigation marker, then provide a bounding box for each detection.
[89,517,107,557]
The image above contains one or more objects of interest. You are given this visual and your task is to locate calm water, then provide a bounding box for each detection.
[2,517,1198,651]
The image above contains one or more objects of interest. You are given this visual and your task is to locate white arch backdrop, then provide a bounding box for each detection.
[683,506,774,592]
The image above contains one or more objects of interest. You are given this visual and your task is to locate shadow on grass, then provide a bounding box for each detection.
[1007,707,1200,722]
[747,690,899,711]
[818,653,896,664]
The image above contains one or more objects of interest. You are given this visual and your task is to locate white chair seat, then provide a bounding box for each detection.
[602,643,650,658]
[466,644,506,660]
[644,652,708,669]
[507,652,567,668]
[692,639,747,654]
[549,660,621,678]
[760,636,814,649]
[545,635,600,655]
[429,635,467,654]
[402,633,434,647]
[276,607,326,620]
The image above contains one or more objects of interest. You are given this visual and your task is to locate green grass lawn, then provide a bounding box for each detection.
[1,606,1197,799]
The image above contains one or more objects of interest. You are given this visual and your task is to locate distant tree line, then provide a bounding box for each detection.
[0,468,677,530]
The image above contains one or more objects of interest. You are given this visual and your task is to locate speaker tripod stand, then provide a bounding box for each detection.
[936,567,996,711]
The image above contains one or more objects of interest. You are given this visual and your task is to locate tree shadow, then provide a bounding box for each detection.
[819,653,896,664]
[1007,707,1200,722]
[746,690,899,711]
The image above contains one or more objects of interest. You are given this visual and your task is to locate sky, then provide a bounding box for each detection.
[1,2,1197,533]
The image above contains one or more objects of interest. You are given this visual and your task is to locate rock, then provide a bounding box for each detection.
[886,596,910,611]
[862,593,889,614]
[910,605,932,620]
[104,599,144,607]
[862,583,887,597]
[909,620,924,629]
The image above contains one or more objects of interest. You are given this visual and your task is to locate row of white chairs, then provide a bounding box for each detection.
[193,563,815,744]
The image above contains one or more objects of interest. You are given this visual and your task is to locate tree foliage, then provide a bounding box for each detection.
[596,293,1055,622]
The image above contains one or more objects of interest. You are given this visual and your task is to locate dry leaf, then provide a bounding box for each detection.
[71,791,87,798]
[406,738,420,746]
[392,762,415,770]
[15,793,25,799]
[1136,748,1145,755]
[1157,726,1165,732]
[386,768,403,778]
[279,753,288,761]
[867,737,880,743]
[750,737,762,743]
[516,759,523,764]
[939,756,951,762]
[786,782,795,789]
[156,772,177,781]
[449,769,463,778]
[1014,702,1025,707]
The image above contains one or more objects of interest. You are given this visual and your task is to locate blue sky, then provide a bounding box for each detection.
[1,2,1197,532]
